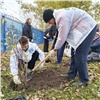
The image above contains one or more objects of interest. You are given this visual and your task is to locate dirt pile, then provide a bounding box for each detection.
[10,63,70,91]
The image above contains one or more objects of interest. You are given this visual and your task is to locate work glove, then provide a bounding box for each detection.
[38,62,45,69]
[49,49,56,56]
[31,39,34,42]
[27,68,32,74]
[13,75,21,85]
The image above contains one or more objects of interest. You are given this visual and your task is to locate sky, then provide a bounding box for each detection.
[0,0,35,22]
[0,0,20,20]
[0,0,99,22]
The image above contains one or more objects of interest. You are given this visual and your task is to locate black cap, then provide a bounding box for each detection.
[43,9,54,23]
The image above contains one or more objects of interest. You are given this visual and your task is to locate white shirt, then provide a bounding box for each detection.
[10,42,45,76]
[53,7,97,50]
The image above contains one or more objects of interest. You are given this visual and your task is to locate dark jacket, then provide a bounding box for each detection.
[49,25,58,38]
[44,25,58,40]
[43,25,58,52]
[22,22,33,42]
[90,38,100,53]
[44,28,51,40]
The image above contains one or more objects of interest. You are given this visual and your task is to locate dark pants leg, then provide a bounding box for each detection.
[68,48,77,78]
[57,42,66,62]
[43,39,49,52]
[44,38,51,62]
[68,26,97,83]
[28,51,39,70]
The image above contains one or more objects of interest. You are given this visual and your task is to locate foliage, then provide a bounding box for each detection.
[4,31,17,51]
[18,1,94,31]
[90,1,100,23]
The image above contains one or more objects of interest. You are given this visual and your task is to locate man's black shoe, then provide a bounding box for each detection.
[60,73,74,81]
[72,81,88,87]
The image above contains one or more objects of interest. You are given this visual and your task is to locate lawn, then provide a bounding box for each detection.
[1,44,100,100]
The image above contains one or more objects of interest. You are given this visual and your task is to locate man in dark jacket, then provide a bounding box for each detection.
[22,18,33,42]
[43,25,66,63]
[43,25,57,53]
[43,25,57,62]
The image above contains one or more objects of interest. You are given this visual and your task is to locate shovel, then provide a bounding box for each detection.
[32,52,51,72]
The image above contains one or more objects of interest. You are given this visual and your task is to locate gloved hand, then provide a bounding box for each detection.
[49,49,56,56]
[38,62,45,69]
[31,39,34,42]
[13,75,21,85]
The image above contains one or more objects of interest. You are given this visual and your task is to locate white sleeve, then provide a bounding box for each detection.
[35,44,45,61]
[10,50,18,76]
[55,16,72,49]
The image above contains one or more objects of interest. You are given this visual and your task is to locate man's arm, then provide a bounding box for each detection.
[10,49,21,84]
[54,16,71,50]
[91,38,100,48]
[10,49,19,76]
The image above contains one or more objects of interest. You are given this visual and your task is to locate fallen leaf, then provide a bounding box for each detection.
[0,92,4,97]
[52,97,56,100]
[97,92,100,97]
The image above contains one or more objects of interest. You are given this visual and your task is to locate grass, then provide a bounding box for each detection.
[1,44,100,100]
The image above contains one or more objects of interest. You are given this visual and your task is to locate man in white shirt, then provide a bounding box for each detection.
[10,36,45,84]
[43,7,97,87]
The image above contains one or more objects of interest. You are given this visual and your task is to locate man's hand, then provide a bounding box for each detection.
[13,75,21,85]
[49,49,56,56]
